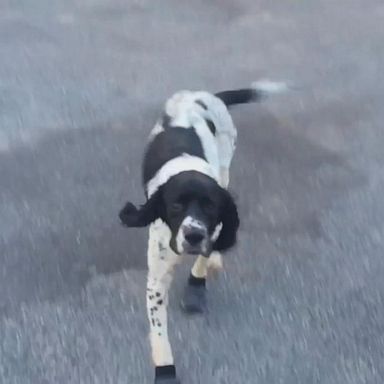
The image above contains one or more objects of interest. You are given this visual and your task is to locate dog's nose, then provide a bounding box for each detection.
[185,230,205,246]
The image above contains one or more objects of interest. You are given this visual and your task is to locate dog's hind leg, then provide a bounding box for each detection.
[147,220,180,383]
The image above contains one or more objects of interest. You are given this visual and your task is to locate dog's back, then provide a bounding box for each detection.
[145,80,289,193]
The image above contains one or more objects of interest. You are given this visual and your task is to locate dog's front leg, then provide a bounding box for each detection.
[181,252,223,314]
[147,221,180,383]
[181,255,208,314]
[219,166,230,189]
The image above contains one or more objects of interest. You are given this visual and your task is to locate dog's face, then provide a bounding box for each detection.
[119,171,239,255]
[162,172,226,256]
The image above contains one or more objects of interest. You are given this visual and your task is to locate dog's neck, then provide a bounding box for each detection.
[146,154,219,198]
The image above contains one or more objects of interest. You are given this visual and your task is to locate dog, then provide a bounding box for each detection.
[119,80,287,383]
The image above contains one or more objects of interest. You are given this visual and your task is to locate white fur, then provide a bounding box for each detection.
[147,154,219,198]
[251,79,289,95]
[191,255,209,278]
[211,222,223,241]
[148,121,164,140]
[175,225,184,255]
[181,215,205,230]
[206,251,223,272]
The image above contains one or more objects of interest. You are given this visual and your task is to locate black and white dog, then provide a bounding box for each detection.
[119,80,287,383]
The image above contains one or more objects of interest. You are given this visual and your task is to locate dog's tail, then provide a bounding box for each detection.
[215,79,289,107]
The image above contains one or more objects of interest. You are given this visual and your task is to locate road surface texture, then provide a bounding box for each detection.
[1,1,384,383]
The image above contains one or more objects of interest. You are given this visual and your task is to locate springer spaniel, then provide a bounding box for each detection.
[119,80,287,383]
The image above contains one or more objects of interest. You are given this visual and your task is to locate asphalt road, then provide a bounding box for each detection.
[1,1,384,383]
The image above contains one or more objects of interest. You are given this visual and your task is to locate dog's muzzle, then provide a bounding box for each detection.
[178,222,209,256]
[183,226,206,254]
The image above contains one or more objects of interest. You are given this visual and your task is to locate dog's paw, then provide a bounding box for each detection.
[118,202,139,226]
[155,366,180,384]
[181,284,207,314]
[207,251,223,277]
[155,377,181,384]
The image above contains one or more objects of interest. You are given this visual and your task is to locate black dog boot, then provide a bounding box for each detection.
[181,274,207,314]
[155,365,180,384]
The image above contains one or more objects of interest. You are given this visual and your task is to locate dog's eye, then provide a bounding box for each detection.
[203,201,216,214]
[170,202,184,214]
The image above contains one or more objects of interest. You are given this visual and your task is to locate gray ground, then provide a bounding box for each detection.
[1,1,384,383]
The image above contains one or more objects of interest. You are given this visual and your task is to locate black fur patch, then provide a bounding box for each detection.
[142,127,206,187]
[188,274,206,287]
[161,113,172,128]
[215,88,258,106]
[205,119,216,135]
[195,100,208,110]
[155,365,176,379]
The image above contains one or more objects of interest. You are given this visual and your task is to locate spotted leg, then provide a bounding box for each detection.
[147,220,181,384]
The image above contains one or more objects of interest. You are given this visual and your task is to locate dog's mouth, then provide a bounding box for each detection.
[170,237,211,256]
[172,223,212,256]
[182,243,202,255]
[181,241,211,257]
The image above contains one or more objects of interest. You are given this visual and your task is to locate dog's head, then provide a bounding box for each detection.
[119,171,239,256]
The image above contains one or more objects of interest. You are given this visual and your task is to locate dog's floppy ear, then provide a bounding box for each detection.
[119,189,164,228]
[213,189,240,251]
